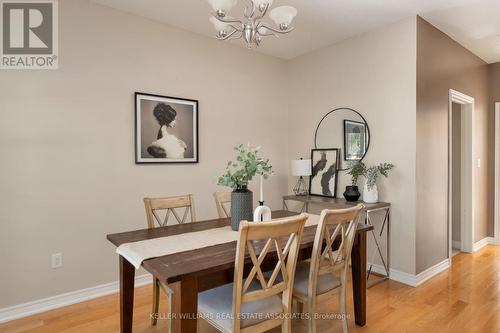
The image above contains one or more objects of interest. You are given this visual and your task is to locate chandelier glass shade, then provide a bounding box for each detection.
[208,0,297,48]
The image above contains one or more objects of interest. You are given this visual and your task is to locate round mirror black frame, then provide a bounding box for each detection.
[314,107,371,171]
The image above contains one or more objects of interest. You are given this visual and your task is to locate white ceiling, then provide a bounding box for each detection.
[93,0,500,63]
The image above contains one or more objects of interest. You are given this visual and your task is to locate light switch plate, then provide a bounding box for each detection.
[51,253,63,268]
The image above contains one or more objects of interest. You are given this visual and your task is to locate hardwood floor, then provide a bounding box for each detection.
[2,245,500,333]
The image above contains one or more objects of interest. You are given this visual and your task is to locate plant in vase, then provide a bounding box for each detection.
[217,144,273,230]
[363,163,394,203]
[344,161,366,202]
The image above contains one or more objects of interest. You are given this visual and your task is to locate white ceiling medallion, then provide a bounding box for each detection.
[208,0,297,48]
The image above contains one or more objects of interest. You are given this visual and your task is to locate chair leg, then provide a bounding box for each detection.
[339,272,349,333]
[307,301,317,333]
[282,317,292,333]
[166,291,173,333]
[296,299,304,313]
[151,278,160,326]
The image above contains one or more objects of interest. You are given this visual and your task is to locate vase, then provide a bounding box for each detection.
[231,187,253,231]
[343,185,361,202]
[363,183,378,203]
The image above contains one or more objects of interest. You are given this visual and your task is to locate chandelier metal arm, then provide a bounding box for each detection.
[216,29,242,41]
[252,4,270,21]
[256,30,278,38]
[228,24,243,32]
[214,15,244,26]
[258,23,295,35]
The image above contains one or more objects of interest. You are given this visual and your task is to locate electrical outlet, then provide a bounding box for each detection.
[51,253,63,268]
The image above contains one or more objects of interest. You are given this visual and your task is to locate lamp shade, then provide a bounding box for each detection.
[291,159,311,177]
[252,0,273,9]
[269,5,297,27]
[207,0,238,13]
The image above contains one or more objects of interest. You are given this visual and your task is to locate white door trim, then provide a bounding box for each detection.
[448,89,475,257]
[495,103,500,242]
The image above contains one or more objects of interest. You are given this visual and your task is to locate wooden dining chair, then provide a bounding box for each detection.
[144,194,196,228]
[198,214,308,333]
[293,205,363,333]
[143,194,196,331]
[214,191,232,218]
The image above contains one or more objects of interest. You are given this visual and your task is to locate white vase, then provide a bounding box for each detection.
[363,183,378,203]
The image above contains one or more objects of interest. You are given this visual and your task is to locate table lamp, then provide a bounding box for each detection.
[291,158,312,196]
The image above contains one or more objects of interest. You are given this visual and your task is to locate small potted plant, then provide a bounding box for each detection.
[363,163,394,203]
[344,162,366,202]
[217,144,273,230]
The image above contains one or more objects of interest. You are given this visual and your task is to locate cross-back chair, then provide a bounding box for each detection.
[214,191,232,218]
[293,204,363,333]
[198,213,308,333]
[143,194,196,332]
[144,194,196,228]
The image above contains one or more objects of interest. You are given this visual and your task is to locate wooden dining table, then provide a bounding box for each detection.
[107,210,373,333]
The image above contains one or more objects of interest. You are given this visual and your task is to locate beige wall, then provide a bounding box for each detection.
[0,0,290,308]
[287,17,417,274]
[416,17,491,273]
[489,62,500,110]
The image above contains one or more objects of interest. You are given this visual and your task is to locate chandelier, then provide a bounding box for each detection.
[207,0,297,48]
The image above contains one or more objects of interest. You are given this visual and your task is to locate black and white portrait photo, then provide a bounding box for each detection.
[309,149,339,198]
[135,93,198,164]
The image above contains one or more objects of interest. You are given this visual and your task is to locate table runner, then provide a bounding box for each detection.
[117,214,320,269]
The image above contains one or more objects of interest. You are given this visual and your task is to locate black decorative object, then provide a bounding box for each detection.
[230,187,253,231]
[309,148,339,198]
[343,185,361,202]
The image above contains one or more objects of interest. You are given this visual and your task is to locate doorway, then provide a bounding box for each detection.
[448,90,475,258]
[495,102,500,243]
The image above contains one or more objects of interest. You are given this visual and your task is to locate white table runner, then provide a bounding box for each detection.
[117,214,320,269]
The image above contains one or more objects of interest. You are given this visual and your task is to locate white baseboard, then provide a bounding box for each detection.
[473,237,490,252]
[369,259,450,287]
[488,237,500,245]
[413,259,450,287]
[0,274,152,324]
[473,237,499,252]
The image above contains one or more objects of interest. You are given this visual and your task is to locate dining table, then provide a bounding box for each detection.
[107,210,373,333]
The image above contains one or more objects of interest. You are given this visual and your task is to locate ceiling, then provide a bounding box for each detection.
[93,0,500,63]
[420,0,500,64]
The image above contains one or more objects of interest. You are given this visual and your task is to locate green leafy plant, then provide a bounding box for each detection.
[217,144,273,190]
[347,161,366,186]
[365,163,394,190]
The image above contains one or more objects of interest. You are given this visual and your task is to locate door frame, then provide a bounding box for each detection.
[448,89,475,257]
[495,103,500,242]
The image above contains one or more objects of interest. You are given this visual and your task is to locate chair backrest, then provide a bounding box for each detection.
[232,214,307,331]
[308,204,363,297]
[213,192,231,218]
[143,195,196,228]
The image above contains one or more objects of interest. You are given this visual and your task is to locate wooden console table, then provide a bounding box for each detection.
[283,195,391,286]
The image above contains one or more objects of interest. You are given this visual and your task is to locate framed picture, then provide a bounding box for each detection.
[309,148,340,198]
[135,92,198,164]
[344,120,366,161]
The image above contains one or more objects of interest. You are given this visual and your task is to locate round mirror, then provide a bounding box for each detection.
[314,108,370,171]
